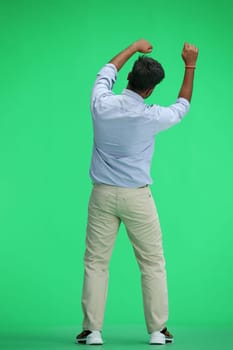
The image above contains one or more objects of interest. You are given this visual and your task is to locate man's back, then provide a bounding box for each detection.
[90,64,189,187]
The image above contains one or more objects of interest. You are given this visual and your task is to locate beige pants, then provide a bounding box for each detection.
[81,184,168,333]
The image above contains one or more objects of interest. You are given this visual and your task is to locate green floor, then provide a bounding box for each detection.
[0,325,232,350]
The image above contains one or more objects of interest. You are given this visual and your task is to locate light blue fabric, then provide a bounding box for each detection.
[89,63,190,188]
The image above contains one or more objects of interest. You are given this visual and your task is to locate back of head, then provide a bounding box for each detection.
[128,56,165,92]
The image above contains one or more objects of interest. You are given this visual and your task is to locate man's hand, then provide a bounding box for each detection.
[109,39,153,71]
[133,39,153,54]
[182,43,198,66]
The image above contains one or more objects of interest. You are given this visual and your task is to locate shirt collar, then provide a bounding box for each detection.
[122,89,144,103]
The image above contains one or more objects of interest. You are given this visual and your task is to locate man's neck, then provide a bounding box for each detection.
[126,84,146,98]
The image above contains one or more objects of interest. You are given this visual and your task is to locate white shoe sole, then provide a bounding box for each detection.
[150,337,174,345]
[76,340,103,345]
[86,336,103,345]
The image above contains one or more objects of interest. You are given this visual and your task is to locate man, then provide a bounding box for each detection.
[76,39,198,345]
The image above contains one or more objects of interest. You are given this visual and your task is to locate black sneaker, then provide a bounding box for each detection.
[75,330,103,345]
[150,327,174,344]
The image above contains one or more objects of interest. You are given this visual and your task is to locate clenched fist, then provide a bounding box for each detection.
[182,43,198,66]
[134,39,153,54]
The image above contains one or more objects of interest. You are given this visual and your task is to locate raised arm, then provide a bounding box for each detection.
[91,39,153,108]
[109,39,153,71]
[178,43,199,102]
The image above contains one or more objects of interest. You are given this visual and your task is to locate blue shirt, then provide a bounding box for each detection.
[89,63,190,188]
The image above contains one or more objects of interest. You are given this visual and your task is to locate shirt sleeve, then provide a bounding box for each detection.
[151,97,190,134]
[91,63,117,111]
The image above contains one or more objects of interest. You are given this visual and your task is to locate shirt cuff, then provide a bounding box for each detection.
[105,63,118,73]
[176,97,190,107]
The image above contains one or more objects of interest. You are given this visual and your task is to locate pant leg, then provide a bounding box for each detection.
[82,184,120,331]
[118,186,168,333]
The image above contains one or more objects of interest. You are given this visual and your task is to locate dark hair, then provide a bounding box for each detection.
[128,55,165,91]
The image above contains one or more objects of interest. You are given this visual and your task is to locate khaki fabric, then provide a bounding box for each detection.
[82,184,168,333]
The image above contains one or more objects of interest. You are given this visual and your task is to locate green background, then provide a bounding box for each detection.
[1,0,233,335]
